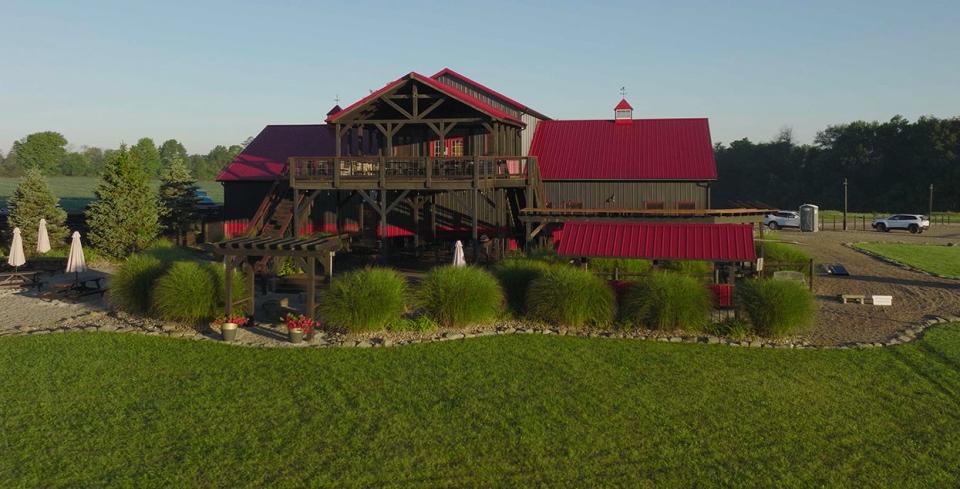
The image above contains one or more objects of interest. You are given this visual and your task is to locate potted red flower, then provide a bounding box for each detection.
[212,315,248,342]
[283,313,316,344]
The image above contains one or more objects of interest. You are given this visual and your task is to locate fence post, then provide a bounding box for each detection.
[809,259,814,291]
[614,267,620,281]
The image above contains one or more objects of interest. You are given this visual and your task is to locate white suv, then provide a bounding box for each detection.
[763,211,801,230]
[871,214,930,234]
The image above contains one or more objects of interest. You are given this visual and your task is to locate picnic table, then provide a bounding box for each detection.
[0,270,42,289]
[44,273,107,300]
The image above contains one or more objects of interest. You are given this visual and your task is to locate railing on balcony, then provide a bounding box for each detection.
[288,155,535,188]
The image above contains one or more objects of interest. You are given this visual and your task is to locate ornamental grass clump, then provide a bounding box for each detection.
[494,258,550,314]
[620,273,712,330]
[318,268,408,333]
[525,265,615,328]
[107,254,167,314]
[735,279,815,337]
[417,266,503,328]
[150,261,245,323]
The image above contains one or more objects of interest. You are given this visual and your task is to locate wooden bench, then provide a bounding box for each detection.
[0,270,42,289]
[840,294,866,304]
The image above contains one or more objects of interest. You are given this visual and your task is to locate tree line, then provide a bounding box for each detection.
[0,131,244,180]
[712,116,960,212]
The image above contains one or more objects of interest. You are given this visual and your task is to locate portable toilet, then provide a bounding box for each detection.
[800,204,819,232]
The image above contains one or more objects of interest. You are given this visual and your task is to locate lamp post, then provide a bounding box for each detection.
[843,178,848,231]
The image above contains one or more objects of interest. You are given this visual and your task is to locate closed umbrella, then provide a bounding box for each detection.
[36,218,50,254]
[8,227,26,270]
[452,240,466,267]
[65,231,87,283]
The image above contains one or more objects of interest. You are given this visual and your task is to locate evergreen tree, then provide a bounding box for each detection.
[129,137,162,177]
[157,156,199,244]
[7,168,69,253]
[86,146,159,258]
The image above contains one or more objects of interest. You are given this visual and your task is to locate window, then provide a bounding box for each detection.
[645,201,665,210]
[677,201,696,210]
[430,137,465,157]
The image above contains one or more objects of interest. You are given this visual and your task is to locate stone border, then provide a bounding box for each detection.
[2,310,957,351]
[845,241,960,280]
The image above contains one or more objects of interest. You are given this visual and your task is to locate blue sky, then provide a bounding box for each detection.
[1,0,958,154]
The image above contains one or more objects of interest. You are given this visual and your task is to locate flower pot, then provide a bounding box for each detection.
[221,322,238,342]
[289,328,304,344]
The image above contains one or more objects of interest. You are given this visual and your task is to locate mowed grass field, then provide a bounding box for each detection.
[2,328,960,488]
[855,242,960,278]
[0,176,223,213]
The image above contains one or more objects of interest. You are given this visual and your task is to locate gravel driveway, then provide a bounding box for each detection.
[779,225,960,345]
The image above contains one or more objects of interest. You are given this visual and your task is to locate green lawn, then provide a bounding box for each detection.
[0,176,223,213]
[819,209,960,222]
[855,242,960,278]
[3,329,960,488]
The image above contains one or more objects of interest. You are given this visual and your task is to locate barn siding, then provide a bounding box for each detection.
[544,181,709,209]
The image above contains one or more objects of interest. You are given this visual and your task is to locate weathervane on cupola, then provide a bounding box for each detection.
[615,87,633,125]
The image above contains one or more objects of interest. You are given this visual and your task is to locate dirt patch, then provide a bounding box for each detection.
[777,226,960,345]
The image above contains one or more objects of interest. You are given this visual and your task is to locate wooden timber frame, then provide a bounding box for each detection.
[283,73,546,251]
[208,235,349,320]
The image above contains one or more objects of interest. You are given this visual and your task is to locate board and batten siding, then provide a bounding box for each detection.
[435,74,543,156]
[544,181,710,209]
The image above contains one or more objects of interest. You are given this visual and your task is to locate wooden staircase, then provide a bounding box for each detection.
[246,171,297,239]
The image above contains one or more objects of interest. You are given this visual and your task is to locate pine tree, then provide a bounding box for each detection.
[157,156,199,244]
[86,146,159,258]
[8,168,68,253]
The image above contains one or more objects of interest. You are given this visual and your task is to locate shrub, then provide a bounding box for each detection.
[206,262,247,312]
[526,245,564,264]
[526,265,615,328]
[386,315,439,333]
[108,254,166,313]
[703,316,751,340]
[735,279,815,337]
[658,260,713,279]
[494,259,550,314]
[621,273,712,330]
[591,258,652,275]
[417,266,503,327]
[151,261,245,322]
[319,268,408,332]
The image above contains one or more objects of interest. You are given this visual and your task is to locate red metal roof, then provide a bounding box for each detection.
[326,72,522,125]
[557,222,756,262]
[529,119,717,180]
[431,68,550,120]
[216,125,336,181]
[615,98,633,110]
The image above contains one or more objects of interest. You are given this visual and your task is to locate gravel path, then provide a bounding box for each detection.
[782,225,960,346]
[0,288,106,332]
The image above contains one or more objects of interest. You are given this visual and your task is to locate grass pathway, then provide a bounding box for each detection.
[855,242,960,278]
[2,329,960,488]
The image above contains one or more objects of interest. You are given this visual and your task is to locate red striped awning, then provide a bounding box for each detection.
[556,222,756,262]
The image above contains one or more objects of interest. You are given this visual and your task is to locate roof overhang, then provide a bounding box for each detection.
[557,222,756,262]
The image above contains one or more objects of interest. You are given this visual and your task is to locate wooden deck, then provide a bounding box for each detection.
[288,156,534,190]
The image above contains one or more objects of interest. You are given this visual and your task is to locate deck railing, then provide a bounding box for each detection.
[289,155,535,188]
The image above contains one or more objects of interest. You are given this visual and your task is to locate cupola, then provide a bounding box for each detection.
[614,98,633,125]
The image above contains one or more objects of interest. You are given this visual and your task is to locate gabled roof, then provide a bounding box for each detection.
[615,98,633,110]
[557,222,755,262]
[431,68,550,120]
[529,118,717,181]
[325,72,523,125]
[216,125,336,181]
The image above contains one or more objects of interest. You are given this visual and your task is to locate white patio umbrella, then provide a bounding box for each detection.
[65,231,88,282]
[36,218,51,254]
[452,240,466,267]
[7,227,26,270]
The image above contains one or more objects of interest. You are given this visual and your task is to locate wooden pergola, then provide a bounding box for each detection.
[208,235,349,319]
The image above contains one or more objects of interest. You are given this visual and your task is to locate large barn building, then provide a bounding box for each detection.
[216,69,757,252]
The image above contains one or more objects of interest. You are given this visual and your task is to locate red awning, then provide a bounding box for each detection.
[557,222,756,262]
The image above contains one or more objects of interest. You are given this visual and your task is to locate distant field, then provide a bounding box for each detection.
[0,177,223,213]
[854,242,960,278]
[819,209,960,221]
